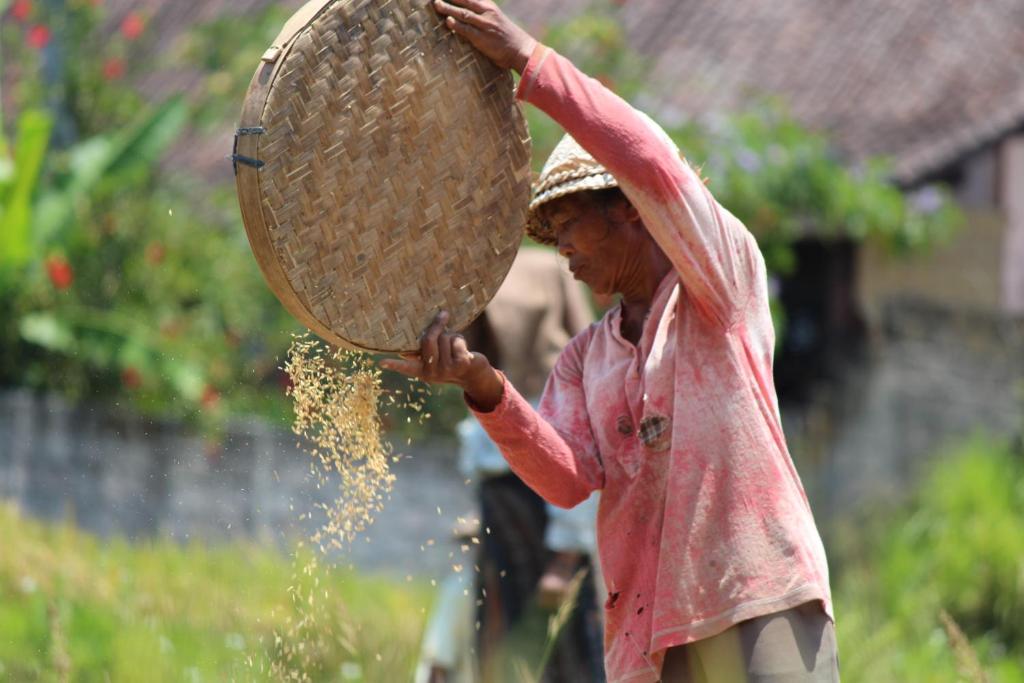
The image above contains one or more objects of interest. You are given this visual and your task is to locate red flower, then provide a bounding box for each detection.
[11,0,31,22]
[144,241,165,264]
[45,256,73,290]
[200,384,221,409]
[26,24,50,49]
[119,12,144,40]
[121,367,142,390]
[102,57,125,81]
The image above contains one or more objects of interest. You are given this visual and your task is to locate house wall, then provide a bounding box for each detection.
[858,135,1024,323]
[804,143,1024,522]
[1002,133,1024,314]
[783,302,1024,522]
[857,208,1006,325]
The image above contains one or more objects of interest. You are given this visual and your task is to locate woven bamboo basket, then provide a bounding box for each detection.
[234,0,531,352]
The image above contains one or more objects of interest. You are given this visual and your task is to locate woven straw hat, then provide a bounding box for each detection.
[526,112,683,245]
[526,133,617,246]
[234,0,532,352]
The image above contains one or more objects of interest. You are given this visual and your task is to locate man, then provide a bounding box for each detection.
[384,2,840,681]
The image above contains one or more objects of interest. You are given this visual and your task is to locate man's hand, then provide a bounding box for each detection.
[432,0,536,73]
[380,311,504,410]
[537,551,584,611]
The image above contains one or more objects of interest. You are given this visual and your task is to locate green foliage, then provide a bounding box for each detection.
[1,2,300,427]
[1,0,149,137]
[181,5,294,130]
[0,98,292,425]
[0,503,430,681]
[668,104,962,272]
[0,109,53,267]
[32,97,189,243]
[833,437,1024,682]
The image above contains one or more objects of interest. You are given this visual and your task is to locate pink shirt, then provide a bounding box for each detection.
[472,44,833,683]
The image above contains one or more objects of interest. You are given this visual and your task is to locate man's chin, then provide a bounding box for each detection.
[572,269,610,295]
[585,279,613,297]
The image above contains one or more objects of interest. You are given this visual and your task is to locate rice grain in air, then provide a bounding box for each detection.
[284,334,396,551]
[256,334,407,681]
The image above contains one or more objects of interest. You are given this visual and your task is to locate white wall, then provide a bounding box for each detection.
[1001,134,1024,315]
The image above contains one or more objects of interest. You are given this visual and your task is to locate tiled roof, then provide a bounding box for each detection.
[95,0,305,183]
[505,0,1024,184]
[94,0,1024,185]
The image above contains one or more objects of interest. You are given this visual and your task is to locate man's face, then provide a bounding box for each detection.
[546,193,623,296]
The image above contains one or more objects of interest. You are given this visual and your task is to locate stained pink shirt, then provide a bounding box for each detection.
[471,44,833,683]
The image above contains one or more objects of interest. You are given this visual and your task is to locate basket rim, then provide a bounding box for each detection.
[234,0,530,353]
[235,1,358,349]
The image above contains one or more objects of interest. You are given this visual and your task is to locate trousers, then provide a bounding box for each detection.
[660,601,839,682]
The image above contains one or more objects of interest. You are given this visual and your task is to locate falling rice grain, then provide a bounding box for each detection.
[257,334,423,681]
[284,334,396,547]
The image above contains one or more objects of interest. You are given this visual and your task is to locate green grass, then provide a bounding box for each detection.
[0,503,431,681]
[831,436,1024,683]
[4,435,1024,682]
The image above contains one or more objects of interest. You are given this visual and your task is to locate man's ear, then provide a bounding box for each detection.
[608,196,641,225]
[624,202,641,224]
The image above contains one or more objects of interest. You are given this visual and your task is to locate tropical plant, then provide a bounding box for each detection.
[1,0,299,426]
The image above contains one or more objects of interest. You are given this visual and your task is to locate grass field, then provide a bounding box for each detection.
[2,436,1023,682]
[0,503,431,681]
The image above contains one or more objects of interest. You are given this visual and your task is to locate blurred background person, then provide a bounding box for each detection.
[414,518,481,683]
[458,247,605,683]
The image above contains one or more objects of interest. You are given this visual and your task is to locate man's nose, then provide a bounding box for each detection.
[557,237,574,258]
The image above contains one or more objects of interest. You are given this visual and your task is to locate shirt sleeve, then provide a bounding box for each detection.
[517,44,763,329]
[469,337,604,509]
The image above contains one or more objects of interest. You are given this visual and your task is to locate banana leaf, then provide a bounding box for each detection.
[0,110,53,268]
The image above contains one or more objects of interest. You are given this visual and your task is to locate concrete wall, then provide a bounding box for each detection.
[0,393,473,580]
[858,133,1024,321]
[784,301,1024,521]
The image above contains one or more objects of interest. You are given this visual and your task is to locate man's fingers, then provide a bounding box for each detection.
[433,0,485,27]
[420,311,448,371]
[442,0,490,11]
[446,17,484,40]
[450,334,471,362]
[379,358,423,378]
[437,332,454,369]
